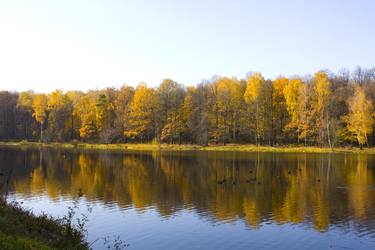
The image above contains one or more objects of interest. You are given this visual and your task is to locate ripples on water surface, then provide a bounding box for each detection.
[1,147,375,249]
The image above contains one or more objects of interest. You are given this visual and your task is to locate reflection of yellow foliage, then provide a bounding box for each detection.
[30,167,44,194]
[10,150,375,233]
[214,187,241,222]
[45,181,61,200]
[309,179,329,232]
[311,193,329,231]
[281,177,303,224]
[347,155,373,218]
[126,156,153,210]
[243,197,260,229]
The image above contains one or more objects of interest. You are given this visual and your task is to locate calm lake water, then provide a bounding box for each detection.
[1,147,375,249]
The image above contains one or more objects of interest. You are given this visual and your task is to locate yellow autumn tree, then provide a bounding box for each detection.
[345,85,374,148]
[95,89,117,143]
[114,85,135,141]
[32,94,48,141]
[216,77,242,143]
[46,89,73,141]
[181,86,195,138]
[158,79,185,143]
[18,91,34,110]
[312,71,332,147]
[283,78,306,143]
[244,72,266,145]
[79,111,98,140]
[125,83,158,141]
[273,77,289,142]
[75,94,98,140]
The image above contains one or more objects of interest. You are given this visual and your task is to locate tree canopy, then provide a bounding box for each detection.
[1,67,375,147]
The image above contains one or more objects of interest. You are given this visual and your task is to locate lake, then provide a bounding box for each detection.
[1,147,375,249]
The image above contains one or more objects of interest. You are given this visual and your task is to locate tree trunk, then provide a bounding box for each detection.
[233,114,236,141]
[40,122,43,142]
[71,111,74,140]
[326,113,332,149]
[256,103,259,146]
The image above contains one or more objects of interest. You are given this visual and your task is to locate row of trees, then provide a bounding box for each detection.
[0,67,374,147]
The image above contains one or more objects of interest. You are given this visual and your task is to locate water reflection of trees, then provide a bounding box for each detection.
[6,149,375,232]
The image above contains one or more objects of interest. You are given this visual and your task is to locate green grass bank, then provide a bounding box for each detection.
[1,141,375,154]
[0,199,88,250]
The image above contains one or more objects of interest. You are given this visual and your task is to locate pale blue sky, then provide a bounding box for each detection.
[0,0,374,92]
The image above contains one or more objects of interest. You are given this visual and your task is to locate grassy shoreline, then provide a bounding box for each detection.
[1,141,375,154]
[0,198,88,249]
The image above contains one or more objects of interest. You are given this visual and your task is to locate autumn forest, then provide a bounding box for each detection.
[0,67,374,147]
